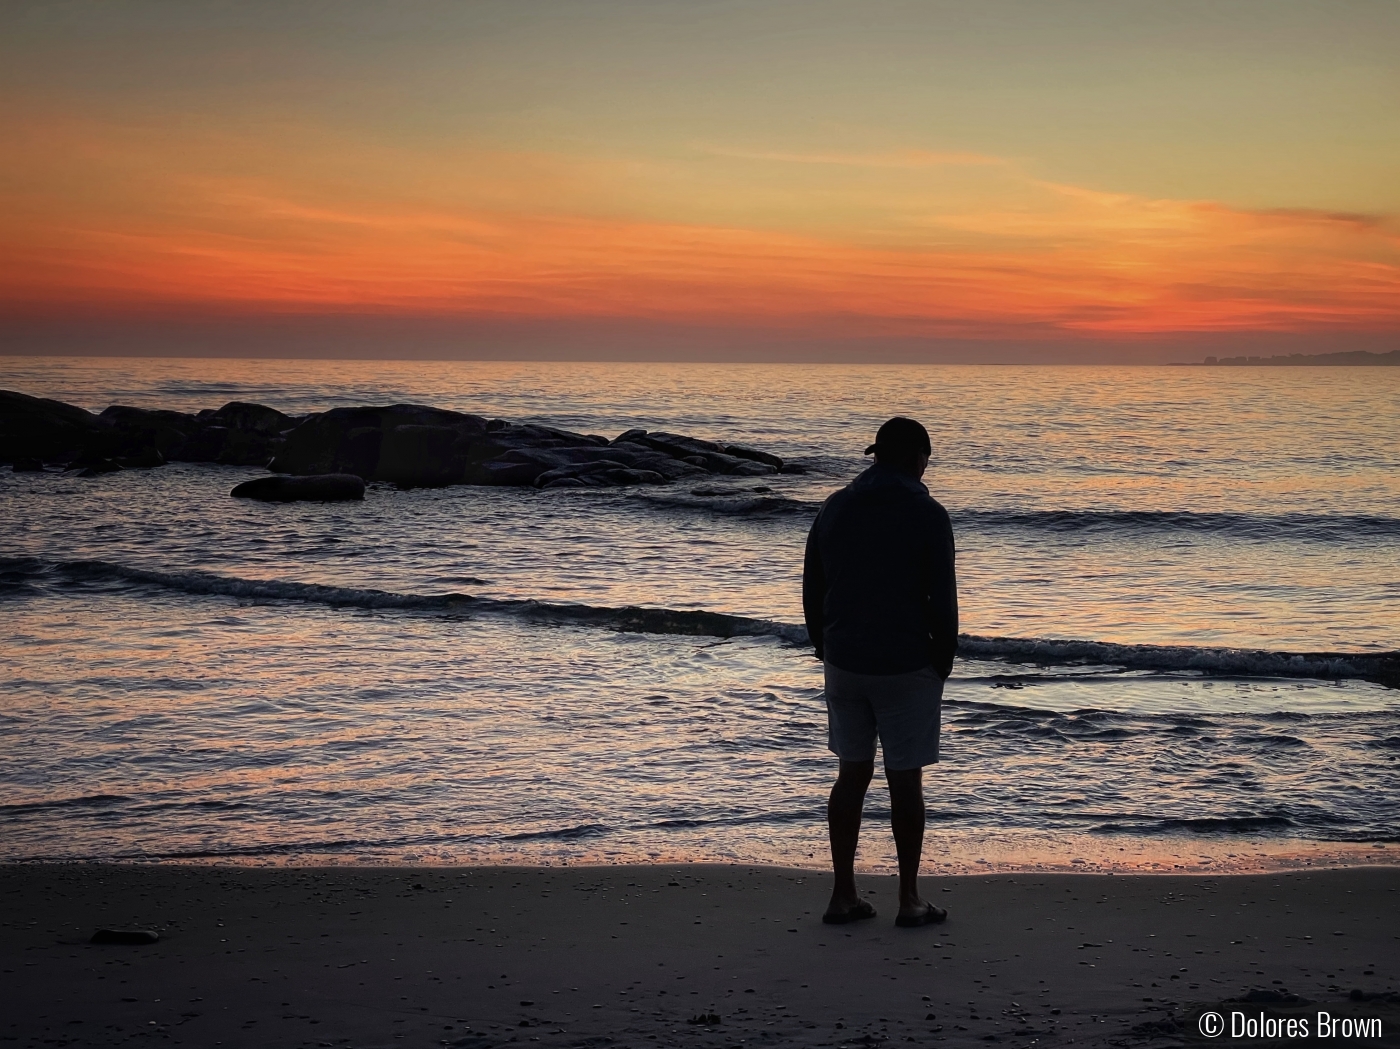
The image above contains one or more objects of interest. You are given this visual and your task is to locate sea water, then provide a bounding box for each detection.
[2,358,1397,872]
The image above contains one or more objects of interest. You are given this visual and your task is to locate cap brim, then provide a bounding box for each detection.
[864,443,878,455]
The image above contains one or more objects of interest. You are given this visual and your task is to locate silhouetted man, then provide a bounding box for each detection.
[802,416,958,927]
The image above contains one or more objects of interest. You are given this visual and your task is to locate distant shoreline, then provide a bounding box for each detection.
[1194,349,1400,366]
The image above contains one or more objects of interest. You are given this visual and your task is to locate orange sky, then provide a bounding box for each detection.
[2,1,1397,361]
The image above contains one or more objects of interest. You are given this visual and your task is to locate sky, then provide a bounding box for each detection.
[2,0,1398,362]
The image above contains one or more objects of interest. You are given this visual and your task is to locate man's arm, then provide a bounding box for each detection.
[802,514,826,661]
[926,505,959,678]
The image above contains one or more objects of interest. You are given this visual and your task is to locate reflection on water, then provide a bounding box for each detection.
[2,593,1396,870]
[1,359,1397,868]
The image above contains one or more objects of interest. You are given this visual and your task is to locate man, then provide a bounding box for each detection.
[802,416,958,928]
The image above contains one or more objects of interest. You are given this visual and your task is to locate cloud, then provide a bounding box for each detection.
[694,145,1005,168]
[2,113,1397,341]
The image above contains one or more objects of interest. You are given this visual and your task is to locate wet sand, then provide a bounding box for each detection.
[3,864,1397,1047]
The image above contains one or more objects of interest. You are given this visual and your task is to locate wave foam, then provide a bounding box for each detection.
[625,497,1400,541]
[958,509,1400,542]
[6,556,1397,685]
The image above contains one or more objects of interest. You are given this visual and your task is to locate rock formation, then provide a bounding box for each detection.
[1,390,799,491]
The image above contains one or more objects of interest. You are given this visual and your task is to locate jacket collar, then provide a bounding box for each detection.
[853,460,929,495]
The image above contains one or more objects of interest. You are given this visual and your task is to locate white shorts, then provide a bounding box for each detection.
[823,662,944,770]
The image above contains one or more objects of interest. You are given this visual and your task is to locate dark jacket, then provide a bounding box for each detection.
[802,462,958,677]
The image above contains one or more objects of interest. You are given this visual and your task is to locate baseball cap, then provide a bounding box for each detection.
[864,416,931,458]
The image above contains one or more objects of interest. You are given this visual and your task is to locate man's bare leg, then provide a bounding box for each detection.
[824,759,874,920]
[886,766,946,924]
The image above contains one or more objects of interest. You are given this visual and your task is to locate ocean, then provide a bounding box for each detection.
[2,357,1397,874]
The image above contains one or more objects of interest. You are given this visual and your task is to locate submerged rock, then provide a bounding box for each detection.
[231,473,366,502]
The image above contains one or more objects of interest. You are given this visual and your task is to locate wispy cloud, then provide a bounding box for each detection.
[694,145,1005,169]
[3,114,1396,339]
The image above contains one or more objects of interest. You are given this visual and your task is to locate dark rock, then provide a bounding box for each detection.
[11,458,45,472]
[1,389,107,464]
[178,425,229,463]
[91,929,159,945]
[619,429,719,457]
[618,431,777,475]
[230,473,366,502]
[209,401,296,435]
[98,405,197,460]
[479,458,554,486]
[1130,1017,1180,1037]
[93,403,284,466]
[723,444,784,469]
[377,424,472,487]
[687,1013,721,1026]
[535,461,667,488]
[116,449,166,469]
[270,405,492,485]
[76,459,123,477]
[217,429,282,467]
[7,391,790,491]
[1347,990,1399,1002]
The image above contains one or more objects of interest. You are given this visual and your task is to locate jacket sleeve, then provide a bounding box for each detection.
[926,505,959,678]
[802,512,826,660]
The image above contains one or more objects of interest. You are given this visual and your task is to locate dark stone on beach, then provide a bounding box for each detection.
[230,473,366,502]
[91,928,159,945]
[1232,988,1303,1004]
[1130,1017,1181,1037]
[11,457,45,472]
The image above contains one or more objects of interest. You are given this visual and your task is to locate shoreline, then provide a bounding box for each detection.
[8,835,1393,876]
[6,863,1398,1047]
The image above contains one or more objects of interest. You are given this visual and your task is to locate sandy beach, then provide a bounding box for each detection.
[4,864,1398,1047]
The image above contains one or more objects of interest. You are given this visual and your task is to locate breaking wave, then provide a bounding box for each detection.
[626,492,1400,542]
[5,556,1397,686]
[955,509,1400,543]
